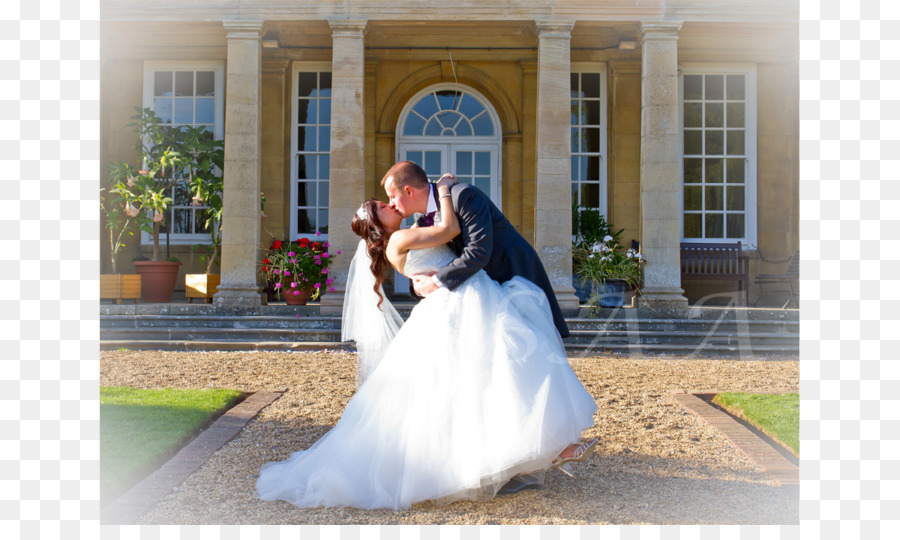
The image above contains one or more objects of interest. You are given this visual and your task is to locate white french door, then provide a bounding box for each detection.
[393,143,499,294]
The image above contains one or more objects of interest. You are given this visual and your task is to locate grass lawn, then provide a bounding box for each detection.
[100,386,243,504]
[712,392,799,457]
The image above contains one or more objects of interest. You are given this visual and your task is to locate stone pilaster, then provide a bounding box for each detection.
[213,20,265,311]
[519,59,537,241]
[534,20,579,312]
[636,21,688,312]
[319,20,367,316]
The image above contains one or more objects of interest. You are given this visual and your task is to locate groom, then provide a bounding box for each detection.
[381,161,569,339]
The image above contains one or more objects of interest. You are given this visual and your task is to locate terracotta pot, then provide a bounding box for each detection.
[281,285,311,305]
[133,261,182,303]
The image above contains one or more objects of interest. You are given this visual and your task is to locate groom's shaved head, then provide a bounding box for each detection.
[381,161,429,190]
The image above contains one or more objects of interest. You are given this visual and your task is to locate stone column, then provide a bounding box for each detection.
[214,20,265,312]
[636,21,688,312]
[534,20,579,312]
[319,20,367,316]
[519,59,537,241]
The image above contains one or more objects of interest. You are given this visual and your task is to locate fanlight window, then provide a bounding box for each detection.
[402,90,495,137]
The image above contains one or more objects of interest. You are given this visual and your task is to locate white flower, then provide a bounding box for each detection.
[636,253,643,260]
[591,243,602,254]
[603,235,613,243]
[588,253,595,259]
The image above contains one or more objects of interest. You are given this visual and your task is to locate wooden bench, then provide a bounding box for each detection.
[680,242,750,306]
[754,250,799,308]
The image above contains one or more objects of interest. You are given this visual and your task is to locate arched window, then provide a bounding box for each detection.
[402,89,496,138]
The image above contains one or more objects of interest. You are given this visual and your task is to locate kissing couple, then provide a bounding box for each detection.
[257,161,599,510]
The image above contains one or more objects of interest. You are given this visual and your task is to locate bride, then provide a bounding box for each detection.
[256,175,598,511]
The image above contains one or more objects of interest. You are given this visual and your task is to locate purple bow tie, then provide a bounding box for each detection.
[422,212,436,227]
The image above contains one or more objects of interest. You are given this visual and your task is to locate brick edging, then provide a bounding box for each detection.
[673,392,799,487]
[100,390,283,525]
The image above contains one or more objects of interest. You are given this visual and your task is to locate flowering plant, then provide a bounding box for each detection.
[260,234,339,301]
[572,225,646,291]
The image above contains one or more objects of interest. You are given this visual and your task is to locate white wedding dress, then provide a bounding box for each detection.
[256,246,597,510]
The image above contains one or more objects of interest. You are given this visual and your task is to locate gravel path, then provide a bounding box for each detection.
[100,349,799,525]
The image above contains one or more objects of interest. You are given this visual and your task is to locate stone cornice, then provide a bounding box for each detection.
[534,20,575,39]
[328,19,368,37]
[222,20,265,40]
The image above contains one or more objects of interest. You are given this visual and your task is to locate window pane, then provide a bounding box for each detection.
[684,130,702,155]
[571,127,580,153]
[726,158,745,183]
[474,152,490,175]
[174,98,193,124]
[726,186,745,211]
[684,103,702,128]
[705,103,723,128]
[726,213,745,238]
[455,118,473,136]
[572,155,586,181]
[299,126,316,151]
[298,98,314,124]
[705,214,723,238]
[424,151,441,176]
[297,181,314,205]
[582,73,600,98]
[318,154,329,179]
[471,113,493,136]
[319,98,331,124]
[586,156,601,181]
[585,100,600,125]
[570,73,580,98]
[196,71,214,96]
[705,158,723,183]
[153,99,172,123]
[684,75,702,101]
[571,99,579,124]
[298,73,317,98]
[726,103,745,128]
[580,182,600,208]
[196,98,214,124]
[705,186,723,211]
[154,72,172,96]
[705,75,724,100]
[413,94,439,119]
[298,155,315,179]
[458,94,485,119]
[318,126,330,152]
[424,118,442,136]
[403,112,426,135]
[318,181,329,207]
[474,177,490,195]
[296,209,313,234]
[435,90,458,111]
[705,130,724,155]
[175,71,193,96]
[195,211,210,234]
[684,186,702,211]
[317,209,329,234]
[684,158,702,183]
[582,127,600,153]
[726,130,745,155]
[405,151,422,165]
[456,152,472,175]
[726,74,746,100]
[172,209,191,234]
[684,214,702,238]
[319,72,332,94]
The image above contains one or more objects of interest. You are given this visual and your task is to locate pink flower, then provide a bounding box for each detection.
[293,290,300,296]
[138,169,149,175]
[274,269,281,275]
[152,212,164,223]
[290,282,297,288]
[274,282,282,288]
[336,250,341,255]
[321,267,328,274]
[125,205,139,217]
[315,231,321,236]
[326,278,333,285]
[314,283,321,289]
[126,177,137,187]
[322,253,329,259]
[288,251,295,257]
[284,270,291,276]
[328,286,335,292]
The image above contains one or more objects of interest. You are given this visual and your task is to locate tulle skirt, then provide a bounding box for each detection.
[256,272,597,510]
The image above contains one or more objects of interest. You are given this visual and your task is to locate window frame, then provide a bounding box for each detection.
[140,60,225,246]
[290,61,333,243]
[570,62,609,218]
[678,63,757,247]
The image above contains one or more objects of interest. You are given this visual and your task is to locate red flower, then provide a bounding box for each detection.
[272,240,282,250]
[262,266,268,272]
[299,238,310,246]
[263,258,271,264]
[311,242,320,250]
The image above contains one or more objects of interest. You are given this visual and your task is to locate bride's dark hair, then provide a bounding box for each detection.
[350,198,390,309]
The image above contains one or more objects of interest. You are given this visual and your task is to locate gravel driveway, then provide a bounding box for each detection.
[100,349,799,525]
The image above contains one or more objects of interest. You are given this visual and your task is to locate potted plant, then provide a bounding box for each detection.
[572,213,646,309]
[571,206,617,302]
[111,107,215,302]
[99,176,141,303]
[259,234,338,305]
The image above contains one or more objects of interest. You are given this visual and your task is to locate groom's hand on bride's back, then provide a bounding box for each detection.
[411,272,438,297]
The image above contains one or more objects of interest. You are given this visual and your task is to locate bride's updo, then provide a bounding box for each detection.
[350,198,390,308]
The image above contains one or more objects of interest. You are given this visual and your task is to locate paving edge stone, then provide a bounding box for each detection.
[100,390,284,525]
[672,392,798,487]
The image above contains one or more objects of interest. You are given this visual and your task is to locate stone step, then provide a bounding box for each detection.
[100,314,342,330]
[565,318,798,333]
[564,329,799,347]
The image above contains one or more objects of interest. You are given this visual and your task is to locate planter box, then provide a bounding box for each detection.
[100,274,141,304]
[186,273,220,303]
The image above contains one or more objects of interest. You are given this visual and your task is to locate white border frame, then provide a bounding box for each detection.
[678,62,758,247]
[570,62,609,219]
[290,61,333,242]
[140,60,226,245]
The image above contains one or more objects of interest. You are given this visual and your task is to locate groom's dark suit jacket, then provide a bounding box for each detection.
[416,183,570,338]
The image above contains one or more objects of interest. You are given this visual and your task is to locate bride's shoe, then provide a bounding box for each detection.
[551,438,599,477]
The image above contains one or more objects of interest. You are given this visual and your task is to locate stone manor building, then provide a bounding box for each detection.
[99,0,799,314]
